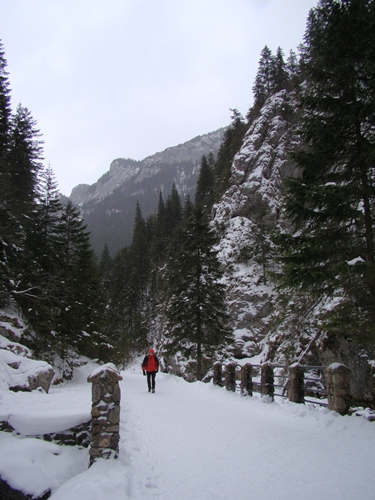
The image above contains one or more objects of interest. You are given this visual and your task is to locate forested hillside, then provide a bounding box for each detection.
[1,0,375,405]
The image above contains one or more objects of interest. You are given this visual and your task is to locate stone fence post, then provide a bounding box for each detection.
[213,362,223,387]
[325,363,351,415]
[87,363,123,466]
[287,364,305,404]
[240,363,253,396]
[225,363,237,392]
[261,363,274,398]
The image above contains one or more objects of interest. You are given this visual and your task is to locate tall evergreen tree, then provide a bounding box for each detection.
[276,0,375,341]
[0,40,11,165]
[8,104,43,222]
[164,208,231,380]
[53,201,104,357]
[213,109,247,199]
[99,243,112,279]
[0,46,21,304]
[35,165,63,272]
[195,155,215,213]
[271,47,288,92]
[252,46,274,109]
[165,184,182,237]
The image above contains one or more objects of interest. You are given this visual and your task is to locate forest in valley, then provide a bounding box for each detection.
[1,0,374,383]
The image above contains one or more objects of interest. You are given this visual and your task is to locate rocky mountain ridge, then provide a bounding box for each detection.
[70,128,225,206]
[69,128,226,255]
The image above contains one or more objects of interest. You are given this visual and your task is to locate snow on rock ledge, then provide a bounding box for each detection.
[0,336,54,393]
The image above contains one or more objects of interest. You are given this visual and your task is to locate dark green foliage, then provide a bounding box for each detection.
[164,207,231,380]
[195,155,215,213]
[249,45,303,121]
[103,203,152,362]
[99,243,112,276]
[252,45,274,109]
[165,184,183,235]
[83,160,197,256]
[213,109,247,198]
[8,104,44,222]
[276,0,375,343]
[0,41,11,161]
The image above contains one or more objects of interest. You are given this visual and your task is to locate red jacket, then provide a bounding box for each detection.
[142,352,159,372]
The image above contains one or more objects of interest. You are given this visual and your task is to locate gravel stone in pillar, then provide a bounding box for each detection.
[287,364,305,404]
[240,363,253,396]
[87,363,123,466]
[225,363,237,392]
[325,363,351,415]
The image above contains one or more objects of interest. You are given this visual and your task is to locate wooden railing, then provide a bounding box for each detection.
[213,362,351,415]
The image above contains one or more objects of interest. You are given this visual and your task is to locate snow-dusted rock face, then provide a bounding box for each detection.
[69,128,226,255]
[213,90,375,406]
[213,91,299,360]
[70,128,225,206]
[0,314,54,393]
[0,339,54,393]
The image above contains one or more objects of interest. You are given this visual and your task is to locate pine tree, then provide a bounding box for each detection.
[14,166,63,348]
[195,155,215,213]
[126,202,150,348]
[252,46,274,109]
[165,184,182,237]
[271,47,287,92]
[164,208,231,380]
[276,0,375,341]
[213,109,247,199]
[183,195,194,222]
[0,40,11,165]
[105,247,134,365]
[54,201,104,357]
[8,104,44,222]
[35,165,63,272]
[99,243,112,281]
[0,43,21,304]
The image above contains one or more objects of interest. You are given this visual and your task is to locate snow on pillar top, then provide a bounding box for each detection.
[87,363,123,383]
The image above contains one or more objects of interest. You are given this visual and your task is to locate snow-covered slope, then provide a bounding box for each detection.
[1,362,375,499]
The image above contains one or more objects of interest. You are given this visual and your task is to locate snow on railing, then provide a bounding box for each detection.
[213,362,351,415]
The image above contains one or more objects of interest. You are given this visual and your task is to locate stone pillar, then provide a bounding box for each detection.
[261,363,274,398]
[225,363,237,392]
[87,364,123,466]
[287,364,305,404]
[240,363,253,396]
[325,363,351,415]
[213,362,223,387]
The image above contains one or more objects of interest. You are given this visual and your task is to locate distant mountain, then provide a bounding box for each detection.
[69,128,226,256]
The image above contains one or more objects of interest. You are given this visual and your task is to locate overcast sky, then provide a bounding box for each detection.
[0,0,317,195]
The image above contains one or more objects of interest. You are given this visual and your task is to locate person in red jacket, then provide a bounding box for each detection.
[142,348,159,393]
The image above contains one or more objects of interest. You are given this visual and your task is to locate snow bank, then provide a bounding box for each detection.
[1,359,375,499]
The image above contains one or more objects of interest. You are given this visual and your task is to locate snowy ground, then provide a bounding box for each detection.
[1,362,375,500]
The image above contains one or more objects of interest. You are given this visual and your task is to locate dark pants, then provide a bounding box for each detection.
[147,371,156,390]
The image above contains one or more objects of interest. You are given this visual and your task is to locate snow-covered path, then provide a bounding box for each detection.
[113,370,375,500]
[6,363,372,500]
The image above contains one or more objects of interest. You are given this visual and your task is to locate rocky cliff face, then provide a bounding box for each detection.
[70,128,225,255]
[212,90,374,404]
[213,90,299,360]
